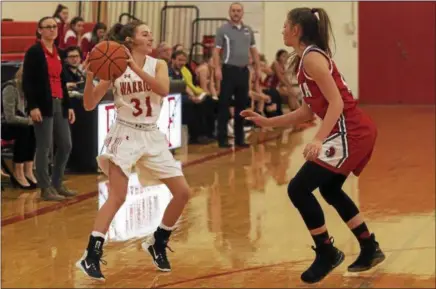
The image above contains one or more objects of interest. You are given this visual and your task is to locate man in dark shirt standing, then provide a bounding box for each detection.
[213,2,261,148]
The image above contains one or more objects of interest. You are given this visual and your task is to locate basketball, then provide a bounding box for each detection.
[87,41,129,81]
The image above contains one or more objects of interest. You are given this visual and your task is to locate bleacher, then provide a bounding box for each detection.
[1,20,95,84]
[1,21,37,62]
[1,20,95,62]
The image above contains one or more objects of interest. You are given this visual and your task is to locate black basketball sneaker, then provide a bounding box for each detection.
[76,235,106,281]
[301,238,345,284]
[348,233,385,272]
[142,228,173,272]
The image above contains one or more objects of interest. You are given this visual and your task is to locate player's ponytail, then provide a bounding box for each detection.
[105,20,145,50]
[106,23,124,43]
[312,8,333,57]
[286,7,335,75]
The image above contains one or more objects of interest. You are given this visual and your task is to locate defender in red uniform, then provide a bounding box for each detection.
[297,44,377,176]
[241,7,385,284]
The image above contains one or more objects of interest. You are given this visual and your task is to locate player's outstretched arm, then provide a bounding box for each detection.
[241,102,313,128]
[271,102,313,127]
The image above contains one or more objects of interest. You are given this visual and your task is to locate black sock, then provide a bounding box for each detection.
[312,231,331,247]
[155,227,172,242]
[87,234,105,257]
[351,223,371,242]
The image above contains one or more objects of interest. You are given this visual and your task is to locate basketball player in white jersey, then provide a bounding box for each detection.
[76,21,190,281]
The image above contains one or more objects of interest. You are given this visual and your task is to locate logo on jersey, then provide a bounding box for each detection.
[325,146,336,158]
[120,81,152,95]
[300,82,312,98]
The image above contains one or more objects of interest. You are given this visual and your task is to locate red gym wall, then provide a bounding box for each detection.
[358,2,435,105]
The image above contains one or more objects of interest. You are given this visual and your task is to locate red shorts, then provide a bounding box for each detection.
[314,130,377,176]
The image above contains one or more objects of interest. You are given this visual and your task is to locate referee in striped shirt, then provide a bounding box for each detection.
[212,2,261,148]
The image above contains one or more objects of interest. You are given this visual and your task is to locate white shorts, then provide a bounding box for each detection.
[97,119,183,186]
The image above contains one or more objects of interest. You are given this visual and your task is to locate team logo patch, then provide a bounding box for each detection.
[325,146,336,158]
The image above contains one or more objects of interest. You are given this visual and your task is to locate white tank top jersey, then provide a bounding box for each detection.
[112,56,163,124]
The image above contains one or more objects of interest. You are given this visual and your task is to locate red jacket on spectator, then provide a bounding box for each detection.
[80,32,94,60]
[62,29,79,49]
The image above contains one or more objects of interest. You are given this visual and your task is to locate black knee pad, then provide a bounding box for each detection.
[287,177,307,208]
[288,177,326,229]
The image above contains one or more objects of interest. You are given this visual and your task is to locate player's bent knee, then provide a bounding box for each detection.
[287,177,314,209]
[162,176,191,204]
[287,178,301,208]
[174,187,190,204]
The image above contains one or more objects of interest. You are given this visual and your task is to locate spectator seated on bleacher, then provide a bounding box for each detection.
[170,44,208,99]
[248,65,274,115]
[157,42,172,65]
[80,22,107,60]
[180,65,208,100]
[169,50,215,144]
[169,51,205,101]
[1,65,37,190]
[63,46,85,96]
[256,54,283,118]
[268,49,300,112]
[61,16,84,50]
[195,53,219,99]
[172,43,184,53]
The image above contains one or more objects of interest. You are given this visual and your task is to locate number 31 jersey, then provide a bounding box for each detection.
[112,56,163,124]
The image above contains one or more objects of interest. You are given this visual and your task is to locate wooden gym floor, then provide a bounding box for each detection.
[1,106,435,288]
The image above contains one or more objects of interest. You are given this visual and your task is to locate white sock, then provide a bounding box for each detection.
[159,223,176,231]
[91,231,106,239]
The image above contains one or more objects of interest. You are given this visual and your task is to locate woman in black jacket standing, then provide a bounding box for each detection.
[22,16,76,201]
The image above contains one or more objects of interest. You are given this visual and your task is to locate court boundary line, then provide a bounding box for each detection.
[158,259,308,288]
[1,132,287,227]
[152,245,436,288]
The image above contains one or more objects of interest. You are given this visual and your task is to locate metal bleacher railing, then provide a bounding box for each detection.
[160,5,200,48]
[159,4,228,63]
[78,1,165,46]
[77,1,228,62]
[191,17,228,59]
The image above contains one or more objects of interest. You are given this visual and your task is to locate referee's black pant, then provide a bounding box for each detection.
[218,64,250,145]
